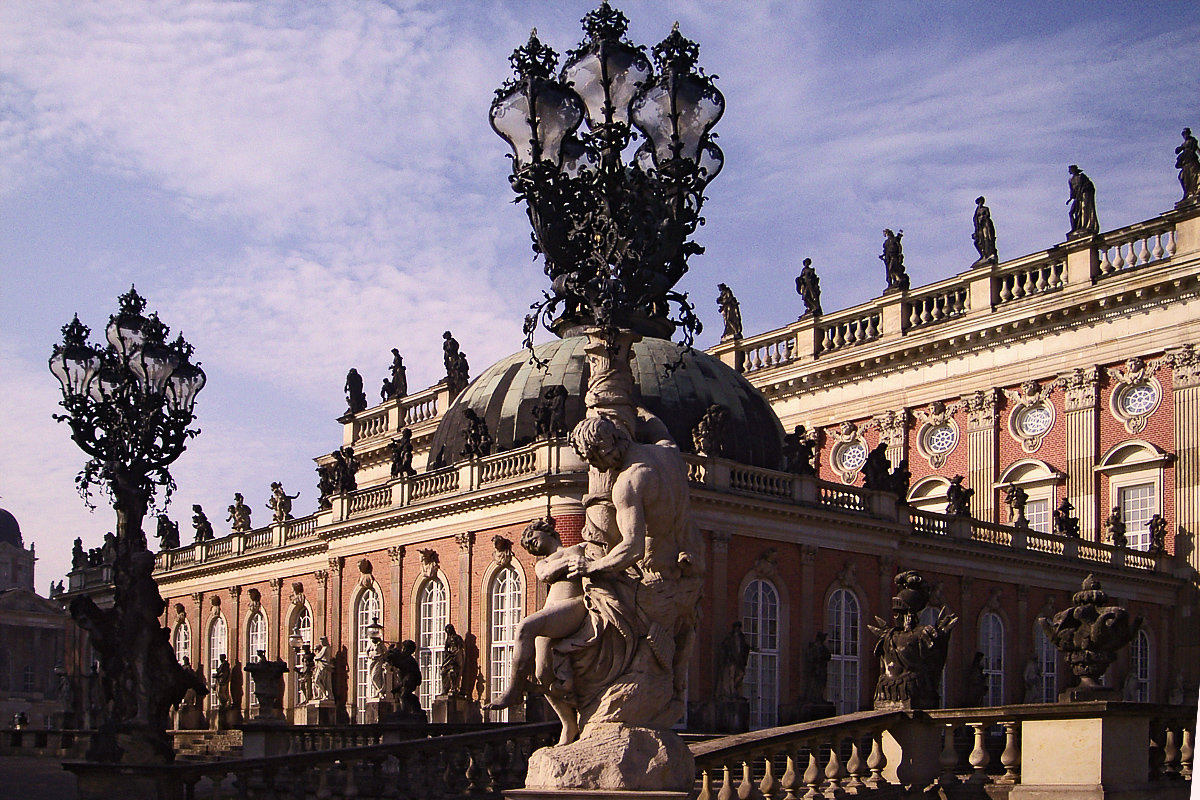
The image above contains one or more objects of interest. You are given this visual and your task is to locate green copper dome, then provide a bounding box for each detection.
[427,336,784,470]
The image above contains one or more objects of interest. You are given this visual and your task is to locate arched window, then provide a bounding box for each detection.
[827,589,861,715]
[173,620,191,665]
[1130,629,1151,702]
[291,605,313,705]
[246,611,267,707]
[208,616,228,711]
[1034,625,1057,703]
[918,606,947,707]
[354,588,381,721]
[418,580,448,710]
[742,579,779,728]
[979,613,1005,706]
[488,566,523,721]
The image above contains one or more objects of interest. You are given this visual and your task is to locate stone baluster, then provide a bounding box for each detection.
[1035,266,1048,292]
[1166,228,1177,256]
[341,759,359,797]
[999,721,1020,783]
[761,752,784,799]
[464,744,485,794]
[696,768,716,800]
[314,764,332,799]
[967,723,990,784]
[865,731,888,789]
[843,734,866,791]
[717,763,736,800]
[938,722,960,789]
[1181,725,1194,780]
[867,314,880,338]
[1151,231,1165,260]
[1164,726,1181,777]
[824,737,847,795]
[999,276,1013,302]
[737,759,765,800]
[1113,243,1126,270]
[1137,235,1150,265]
[780,750,802,800]
[821,328,834,352]
[1098,245,1113,273]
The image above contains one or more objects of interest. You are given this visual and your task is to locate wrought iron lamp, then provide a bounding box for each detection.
[49,285,206,763]
[490,2,724,351]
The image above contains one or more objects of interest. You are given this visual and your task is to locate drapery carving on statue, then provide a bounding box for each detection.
[489,409,704,749]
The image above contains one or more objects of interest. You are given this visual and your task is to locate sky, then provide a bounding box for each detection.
[1,1,1197,591]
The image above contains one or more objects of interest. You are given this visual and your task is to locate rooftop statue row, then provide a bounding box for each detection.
[342,347,410,417]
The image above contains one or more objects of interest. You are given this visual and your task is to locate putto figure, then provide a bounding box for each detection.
[946,475,974,516]
[226,493,251,533]
[1067,164,1099,236]
[1004,483,1029,529]
[971,196,997,265]
[716,283,742,340]
[1176,127,1200,202]
[795,258,822,317]
[880,228,909,292]
[533,385,570,440]
[1053,497,1080,538]
[389,429,416,478]
[1104,506,1127,548]
[266,482,299,523]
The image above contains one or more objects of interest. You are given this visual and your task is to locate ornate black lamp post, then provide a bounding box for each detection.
[490,1,724,351]
[49,286,206,763]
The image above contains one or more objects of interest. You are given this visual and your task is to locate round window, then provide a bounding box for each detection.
[1017,404,1053,437]
[837,442,867,472]
[926,424,957,454]
[1119,383,1158,416]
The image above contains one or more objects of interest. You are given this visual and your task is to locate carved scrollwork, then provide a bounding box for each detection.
[965,388,999,431]
[1168,343,1200,389]
[829,421,869,484]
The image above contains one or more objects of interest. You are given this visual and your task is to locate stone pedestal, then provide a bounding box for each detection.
[214,707,242,730]
[241,720,291,758]
[1058,686,1121,703]
[297,701,337,726]
[881,716,942,791]
[364,699,392,724]
[176,705,207,730]
[432,695,479,724]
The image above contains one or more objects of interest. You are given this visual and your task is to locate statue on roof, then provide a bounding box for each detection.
[331,446,358,493]
[716,283,742,340]
[946,475,973,516]
[443,332,471,398]
[1176,127,1200,202]
[72,537,86,570]
[266,482,299,523]
[782,424,817,476]
[226,493,251,533]
[461,409,492,458]
[692,404,729,458]
[316,464,335,510]
[389,429,416,478]
[795,258,822,317]
[881,228,909,292]
[1067,165,1099,236]
[381,348,408,402]
[971,196,997,265]
[344,368,367,416]
[533,385,569,440]
[1053,497,1080,538]
[1004,483,1029,529]
[191,505,214,542]
[1104,506,1127,548]
[861,442,892,491]
[155,514,180,550]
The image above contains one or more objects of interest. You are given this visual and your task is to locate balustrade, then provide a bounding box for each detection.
[349,484,393,516]
[729,465,792,499]
[819,312,881,354]
[354,408,391,442]
[995,259,1064,305]
[820,483,869,513]
[410,468,460,501]
[743,333,797,374]
[904,286,968,330]
[284,515,318,541]
[910,510,949,536]
[970,520,1013,547]
[479,449,538,485]
[243,528,272,551]
[1099,222,1176,276]
[402,392,439,425]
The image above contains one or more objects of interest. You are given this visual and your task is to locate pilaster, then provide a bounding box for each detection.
[1170,345,1200,573]
[799,545,817,647]
[709,531,731,636]
[313,569,329,641]
[871,410,908,469]
[965,389,999,521]
[1060,366,1099,539]
[388,546,405,642]
[327,558,343,652]
[268,578,283,658]
[455,532,474,632]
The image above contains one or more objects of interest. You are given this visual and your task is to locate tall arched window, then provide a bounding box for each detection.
[979,613,1005,706]
[173,620,191,665]
[488,566,523,721]
[418,580,448,710]
[918,606,947,707]
[1130,629,1151,702]
[1034,626,1057,703]
[827,588,861,715]
[291,605,313,705]
[742,579,779,729]
[208,616,228,711]
[355,588,381,721]
[246,612,267,707]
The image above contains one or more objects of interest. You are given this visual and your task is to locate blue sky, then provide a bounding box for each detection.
[2,1,1197,589]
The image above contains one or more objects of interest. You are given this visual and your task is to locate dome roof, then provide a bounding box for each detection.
[427,336,784,470]
[0,509,23,548]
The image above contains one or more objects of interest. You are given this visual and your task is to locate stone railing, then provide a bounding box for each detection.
[245,721,515,755]
[728,464,794,500]
[401,385,441,426]
[348,384,444,445]
[479,448,539,486]
[243,528,273,552]
[284,514,319,541]
[692,702,1194,799]
[713,209,1189,374]
[819,482,869,514]
[0,728,93,758]
[64,722,559,800]
[408,467,461,501]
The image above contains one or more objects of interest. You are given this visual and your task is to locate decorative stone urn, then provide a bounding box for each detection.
[1037,574,1142,700]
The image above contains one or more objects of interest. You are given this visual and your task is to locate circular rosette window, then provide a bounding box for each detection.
[1008,402,1055,453]
[831,440,867,483]
[916,421,959,469]
[1110,379,1161,434]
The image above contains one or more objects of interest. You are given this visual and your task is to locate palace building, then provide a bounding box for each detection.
[60,171,1199,731]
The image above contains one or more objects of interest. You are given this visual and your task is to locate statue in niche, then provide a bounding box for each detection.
[533,385,569,440]
[860,442,892,491]
[381,348,408,401]
[1022,656,1042,703]
[716,283,742,340]
[1176,127,1200,202]
[1104,507,1127,548]
[1038,574,1142,698]
[691,404,729,458]
[803,632,832,702]
[1067,165,1099,236]
[389,429,416,478]
[971,196,997,265]
[868,570,958,710]
[344,368,367,416]
[945,475,974,516]
[311,637,333,702]
[782,424,816,475]
[266,482,299,523]
[440,624,466,698]
[714,621,754,700]
[386,640,423,716]
[795,258,822,317]
[1004,483,1029,529]
[213,653,232,711]
[461,409,492,458]
[1147,514,1167,554]
[72,537,86,570]
[1053,497,1080,537]
[226,493,252,533]
[155,514,180,550]
[332,446,358,493]
[880,228,909,292]
[316,464,335,510]
[192,505,214,542]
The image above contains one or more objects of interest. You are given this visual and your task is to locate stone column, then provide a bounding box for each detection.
[710,531,731,636]
[327,558,343,652]
[1060,367,1100,538]
[313,569,328,642]
[388,546,405,642]
[965,389,999,521]
[455,532,474,632]
[268,578,283,658]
